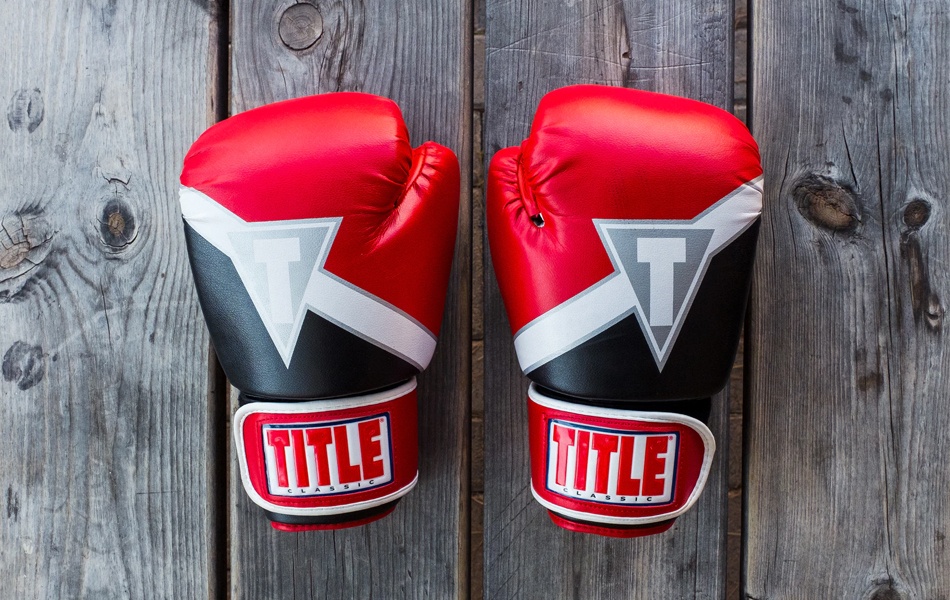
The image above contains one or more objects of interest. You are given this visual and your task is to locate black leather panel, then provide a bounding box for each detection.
[184,221,418,400]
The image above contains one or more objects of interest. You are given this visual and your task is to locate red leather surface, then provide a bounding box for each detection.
[528,394,708,526]
[488,85,762,332]
[241,389,418,512]
[181,93,459,334]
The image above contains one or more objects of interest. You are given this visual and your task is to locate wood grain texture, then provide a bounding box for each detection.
[0,1,222,598]
[482,0,734,598]
[745,1,950,598]
[228,1,472,598]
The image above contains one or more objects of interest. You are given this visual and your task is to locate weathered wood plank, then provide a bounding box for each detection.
[0,1,222,598]
[745,1,950,597]
[483,1,734,598]
[228,1,471,598]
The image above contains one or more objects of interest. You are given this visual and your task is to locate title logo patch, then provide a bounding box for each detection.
[546,419,677,505]
[262,414,393,497]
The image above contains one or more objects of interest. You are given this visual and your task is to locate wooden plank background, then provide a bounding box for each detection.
[0,1,222,597]
[226,0,472,598]
[481,0,736,598]
[1,0,948,597]
[745,0,950,597]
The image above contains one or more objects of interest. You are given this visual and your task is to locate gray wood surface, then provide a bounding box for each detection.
[0,1,222,598]
[482,0,735,598]
[745,0,950,598]
[228,1,472,598]
[9,0,945,596]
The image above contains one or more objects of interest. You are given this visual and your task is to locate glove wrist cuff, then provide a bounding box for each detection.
[234,379,418,525]
[527,384,715,534]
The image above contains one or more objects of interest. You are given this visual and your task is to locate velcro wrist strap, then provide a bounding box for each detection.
[234,379,418,518]
[528,384,715,529]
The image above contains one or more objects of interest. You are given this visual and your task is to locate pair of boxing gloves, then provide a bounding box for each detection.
[180,86,763,536]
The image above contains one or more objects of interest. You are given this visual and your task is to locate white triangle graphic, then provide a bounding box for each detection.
[226,221,338,367]
[596,225,714,369]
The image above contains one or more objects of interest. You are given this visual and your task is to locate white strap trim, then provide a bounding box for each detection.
[244,474,419,517]
[528,385,715,526]
[514,273,634,372]
[181,186,436,370]
[514,177,763,373]
[234,379,417,516]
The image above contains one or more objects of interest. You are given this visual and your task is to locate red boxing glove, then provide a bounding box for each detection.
[180,93,459,530]
[488,85,762,537]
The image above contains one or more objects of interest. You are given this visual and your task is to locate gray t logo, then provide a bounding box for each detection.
[636,238,686,327]
[599,226,714,365]
[253,237,302,324]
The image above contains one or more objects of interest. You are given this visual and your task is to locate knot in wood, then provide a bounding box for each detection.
[0,210,52,301]
[1,341,45,391]
[869,585,902,600]
[925,294,944,330]
[793,174,860,233]
[99,198,137,250]
[0,242,30,270]
[107,211,125,237]
[903,198,931,229]
[279,3,322,51]
[6,88,44,133]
